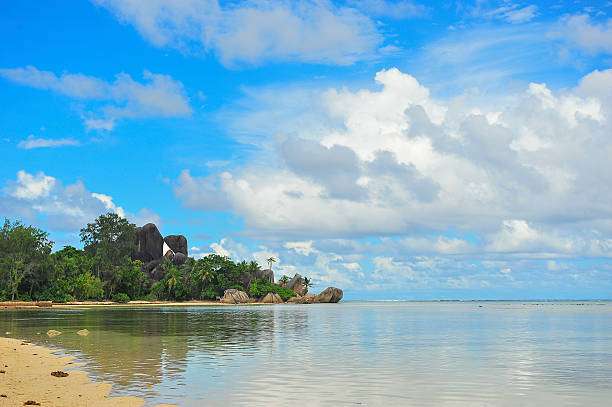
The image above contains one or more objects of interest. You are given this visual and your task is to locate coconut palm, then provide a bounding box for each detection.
[279,275,290,287]
[266,256,276,271]
[303,277,313,294]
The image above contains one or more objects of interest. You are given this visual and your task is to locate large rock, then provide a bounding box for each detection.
[288,293,316,304]
[220,289,250,304]
[143,258,164,273]
[245,268,275,287]
[172,252,187,266]
[315,287,343,303]
[260,292,283,304]
[164,235,188,256]
[286,274,304,296]
[133,223,163,262]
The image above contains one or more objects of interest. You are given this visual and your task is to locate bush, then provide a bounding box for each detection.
[249,278,297,300]
[112,293,130,303]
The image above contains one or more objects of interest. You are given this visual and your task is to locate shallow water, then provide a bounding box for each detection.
[1,301,611,406]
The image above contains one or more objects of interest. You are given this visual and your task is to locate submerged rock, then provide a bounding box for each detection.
[46,330,62,337]
[220,289,250,304]
[260,293,283,304]
[76,329,89,336]
[315,287,343,303]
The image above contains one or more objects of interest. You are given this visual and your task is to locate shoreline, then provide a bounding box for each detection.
[0,300,254,309]
[0,336,175,407]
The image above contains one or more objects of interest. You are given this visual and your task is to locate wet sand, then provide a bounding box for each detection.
[0,337,176,407]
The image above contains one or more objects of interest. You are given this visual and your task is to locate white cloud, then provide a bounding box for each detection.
[0,66,191,131]
[93,0,382,67]
[1,170,160,233]
[91,193,127,218]
[174,67,612,263]
[6,170,55,200]
[551,14,612,55]
[17,135,81,149]
[284,240,316,256]
[484,4,538,24]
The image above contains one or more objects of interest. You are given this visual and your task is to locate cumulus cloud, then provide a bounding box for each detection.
[0,66,191,131]
[0,170,160,233]
[174,67,612,264]
[92,0,382,67]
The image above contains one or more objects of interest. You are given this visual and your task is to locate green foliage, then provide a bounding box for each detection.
[112,293,131,303]
[188,255,254,299]
[279,275,290,287]
[0,216,312,303]
[152,262,188,301]
[0,219,53,300]
[248,278,297,300]
[303,277,313,294]
[72,272,105,301]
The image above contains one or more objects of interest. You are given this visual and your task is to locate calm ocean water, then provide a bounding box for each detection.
[1,301,611,406]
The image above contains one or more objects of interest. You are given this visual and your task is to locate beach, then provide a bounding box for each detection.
[0,336,175,407]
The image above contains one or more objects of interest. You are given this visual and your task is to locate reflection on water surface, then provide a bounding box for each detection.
[1,301,611,406]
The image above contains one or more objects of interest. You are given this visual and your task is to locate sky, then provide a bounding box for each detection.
[1,0,612,300]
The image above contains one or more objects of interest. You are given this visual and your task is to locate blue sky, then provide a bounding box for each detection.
[2,0,612,299]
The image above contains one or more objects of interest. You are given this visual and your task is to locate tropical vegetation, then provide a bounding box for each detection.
[0,214,310,303]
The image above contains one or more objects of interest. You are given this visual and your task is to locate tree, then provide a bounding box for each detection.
[303,277,313,294]
[80,213,136,297]
[80,212,136,264]
[266,256,276,271]
[279,275,290,287]
[0,219,53,300]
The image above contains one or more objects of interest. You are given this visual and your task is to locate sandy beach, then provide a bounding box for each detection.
[0,336,175,407]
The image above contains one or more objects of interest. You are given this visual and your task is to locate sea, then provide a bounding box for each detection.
[1,301,611,406]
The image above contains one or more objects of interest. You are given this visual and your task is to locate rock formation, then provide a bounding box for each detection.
[220,289,250,304]
[244,268,275,288]
[164,235,188,256]
[260,292,283,303]
[172,252,187,266]
[315,287,343,303]
[133,223,163,263]
[287,293,317,304]
[285,274,304,295]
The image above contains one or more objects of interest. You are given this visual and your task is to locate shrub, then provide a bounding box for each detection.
[112,293,130,303]
[249,278,297,300]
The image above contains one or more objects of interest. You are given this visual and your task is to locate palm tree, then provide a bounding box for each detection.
[303,277,313,294]
[266,256,276,271]
[279,275,290,287]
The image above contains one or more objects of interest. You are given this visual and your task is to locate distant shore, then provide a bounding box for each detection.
[0,336,176,407]
[0,300,286,309]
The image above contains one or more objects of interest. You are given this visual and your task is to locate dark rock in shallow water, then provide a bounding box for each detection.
[133,223,163,263]
[286,274,304,295]
[164,235,188,256]
[315,287,343,303]
[172,252,187,266]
